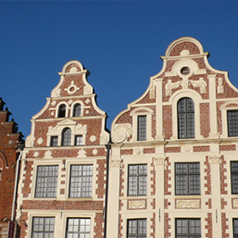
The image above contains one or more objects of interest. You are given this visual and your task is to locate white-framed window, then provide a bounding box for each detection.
[227,110,238,137]
[69,165,93,198]
[35,165,58,198]
[231,161,238,194]
[175,218,201,238]
[73,104,81,117]
[75,135,83,146]
[66,218,90,238]
[31,217,55,238]
[127,219,146,238]
[137,116,147,141]
[50,136,58,147]
[62,128,71,146]
[58,104,66,118]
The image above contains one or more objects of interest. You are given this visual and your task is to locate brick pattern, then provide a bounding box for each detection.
[164,213,171,238]
[193,146,210,152]
[222,213,229,238]
[204,156,211,195]
[150,213,156,238]
[205,213,213,238]
[220,156,228,195]
[219,144,236,151]
[151,159,156,196]
[200,103,210,137]
[164,158,171,195]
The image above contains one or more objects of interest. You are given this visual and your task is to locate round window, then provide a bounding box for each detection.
[180,66,190,75]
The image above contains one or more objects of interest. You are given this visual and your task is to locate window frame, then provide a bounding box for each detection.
[128,164,147,196]
[62,127,71,146]
[58,104,66,118]
[231,161,238,194]
[227,110,238,137]
[233,218,238,238]
[177,97,195,139]
[137,115,147,141]
[69,164,93,198]
[175,218,201,238]
[35,165,58,198]
[73,103,82,117]
[127,219,146,238]
[50,136,58,147]
[66,218,91,238]
[175,162,200,196]
[75,135,83,146]
[31,217,55,238]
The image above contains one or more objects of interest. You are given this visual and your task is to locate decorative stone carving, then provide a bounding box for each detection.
[92,149,98,155]
[90,135,97,143]
[165,80,181,96]
[44,150,52,159]
[154,157,166,166]
[134,148,143,155]
[68,100,73,105]
[181,145,193,153]
[217,77,224,94]
[100,132,109,145]
[37,138,43,145]
[85,98,90,104]
[149,87,155,99]
[69,66,78,73]
[190,78,207,93]
[113,123,132,143]
[33,152,39,157]
[51,112,54,116]
[176,199,200,209]
[51,88,61,97]
[25,135,34,148]
[110,159,121,168]
[85,110,89,114]
[128,200,146,209]
[77,149,87,157]
[84,86,93,95]
[51,101,56,106]
[64,81,80,95]
[233,198,238,208]
[209,155,220,164]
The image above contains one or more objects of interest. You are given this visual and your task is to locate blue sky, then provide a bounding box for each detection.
[1,1,238,137]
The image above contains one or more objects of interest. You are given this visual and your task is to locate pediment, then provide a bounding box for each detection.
[57,119,77,126]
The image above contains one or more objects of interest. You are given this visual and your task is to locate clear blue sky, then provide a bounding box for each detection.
[1,1,238,138]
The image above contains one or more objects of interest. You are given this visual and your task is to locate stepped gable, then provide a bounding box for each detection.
[25,60,109,148]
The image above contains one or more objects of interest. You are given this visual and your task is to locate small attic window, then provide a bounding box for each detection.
[180,66,190,75]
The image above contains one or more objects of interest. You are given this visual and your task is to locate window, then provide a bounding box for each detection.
[35,166,58,198]
[175,163,200,195]
[128,164,147,196]
[176,219,201,238]
[66,218,90,238]
[137,116,146,141]
[127,219,146,238]
[228,110,238,137]
[69,165,93,198]
[50,136,58,146]
[73,104,81,117]
[231,161,238,194]
[178,98,194,139]
[58,104,66,117]
[32,217,55,238]
[233,219,238,238]
[75,135,83,146]
[62,128,71,146]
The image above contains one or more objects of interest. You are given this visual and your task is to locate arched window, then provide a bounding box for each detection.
[58,104,66,118]
[73,104,81,117]
[177,97,194,139]
[62,128,71,146]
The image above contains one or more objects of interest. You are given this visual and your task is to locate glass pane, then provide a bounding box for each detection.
[73,104,81,117]
[137,116,146,141]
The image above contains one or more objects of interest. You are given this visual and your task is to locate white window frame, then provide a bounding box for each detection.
[56,102,69,118]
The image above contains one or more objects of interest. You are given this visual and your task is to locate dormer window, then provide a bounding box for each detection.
[62,128,71,146]
[73,104,81,117]
[58,105,66,118]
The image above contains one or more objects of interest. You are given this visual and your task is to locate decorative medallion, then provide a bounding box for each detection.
[37,138,43,145]
[92,149,98,155]
[90,135,97,143]
[65,81,80,95]
[77,149,87,157]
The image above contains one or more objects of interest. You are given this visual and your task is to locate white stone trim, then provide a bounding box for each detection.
[70,100,85,117]
[56,102,69,118]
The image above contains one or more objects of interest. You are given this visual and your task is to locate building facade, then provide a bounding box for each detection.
[0,98,23,237]
[16,61,109,238]
[108,37,238,238]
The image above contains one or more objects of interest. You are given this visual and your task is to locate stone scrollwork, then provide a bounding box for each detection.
[113,123,132,143]
[190,78,207,93]
[110,159,121,168]
[51,88,61,98]
[176,199,200,209]
[165,80,181,96]
[100,132,109,145]
[209,155,221,164]
[83,85,93,95]
[154,157,166,166]
[25,135,34,148]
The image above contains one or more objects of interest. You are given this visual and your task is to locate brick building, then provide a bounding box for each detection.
[108,37,238,238]
[16,61,109,238]
[0,98,23,237]
[16,37,238,238]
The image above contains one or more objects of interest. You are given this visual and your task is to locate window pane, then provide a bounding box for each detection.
[62,128,71,146]
[228,110,238,137]
[176,219,201,238]
[73,104,81,117]
[35,166,58,198]
[32,217,55,238]
[66,218,90,238]
[127,219,146,238]
[137,116,146,141]
[58,105,66,117]
[50,136,58,146]
[75,135,83,146]
[231,162,238,194]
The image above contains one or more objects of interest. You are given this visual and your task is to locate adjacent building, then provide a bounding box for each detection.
[108,37,238,238]
[0,98,23,237]
[16,61,109,238]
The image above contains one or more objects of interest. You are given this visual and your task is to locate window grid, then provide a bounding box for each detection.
[58,105,66,118]
[233,219,238,238]
[128,164,147,196]
[62,128,71,146]
[66,218,90,238]
[35,166,58,198]
[178,98,195,139]
[32,217,55,238]
[227,110,238,137]
[175,163,200,195]
[75,135,83,146]
[176,218,201,238]
[127,219,146,238]
[69,165,93,198]
[50,136,58,147]
[231,161,238,194]
[137,116,146,141]
[73,104,81,117]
